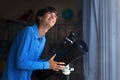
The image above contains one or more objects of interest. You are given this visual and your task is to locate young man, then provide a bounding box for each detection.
[1,6,65,80]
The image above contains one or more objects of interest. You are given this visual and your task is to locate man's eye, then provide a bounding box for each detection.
[53,16,57,18]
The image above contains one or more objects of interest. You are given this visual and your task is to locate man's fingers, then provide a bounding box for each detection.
[50,54,56,60]
[49,54,65,71]
[57,65,65,70]
[57,62,65,65]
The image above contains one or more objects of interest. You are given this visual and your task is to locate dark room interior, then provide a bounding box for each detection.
[0,0,84,80]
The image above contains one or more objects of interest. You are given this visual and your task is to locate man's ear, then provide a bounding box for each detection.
[38,16,42,21]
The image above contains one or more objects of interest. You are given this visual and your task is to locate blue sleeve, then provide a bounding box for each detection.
[16,28,49,70]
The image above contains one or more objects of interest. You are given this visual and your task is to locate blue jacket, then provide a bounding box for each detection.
[1,24,49,80]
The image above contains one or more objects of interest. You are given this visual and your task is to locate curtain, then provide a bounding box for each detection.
[82,0,116,80]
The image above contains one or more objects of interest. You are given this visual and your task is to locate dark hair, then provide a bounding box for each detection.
[36,6,57,25]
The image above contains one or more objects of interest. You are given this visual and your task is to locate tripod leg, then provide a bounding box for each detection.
[66,75,70,80]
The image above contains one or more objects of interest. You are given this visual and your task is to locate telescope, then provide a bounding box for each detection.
[54,31,88,65]
[32,30,88,80]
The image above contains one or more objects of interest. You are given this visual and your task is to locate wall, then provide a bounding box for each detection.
[0,0,82,24]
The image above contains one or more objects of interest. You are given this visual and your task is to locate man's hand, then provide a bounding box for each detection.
[48,54,65,71]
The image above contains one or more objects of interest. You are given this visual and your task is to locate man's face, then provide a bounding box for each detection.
[40,12,57,28]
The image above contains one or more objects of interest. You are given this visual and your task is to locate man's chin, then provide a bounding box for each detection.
[49,25,54,28]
